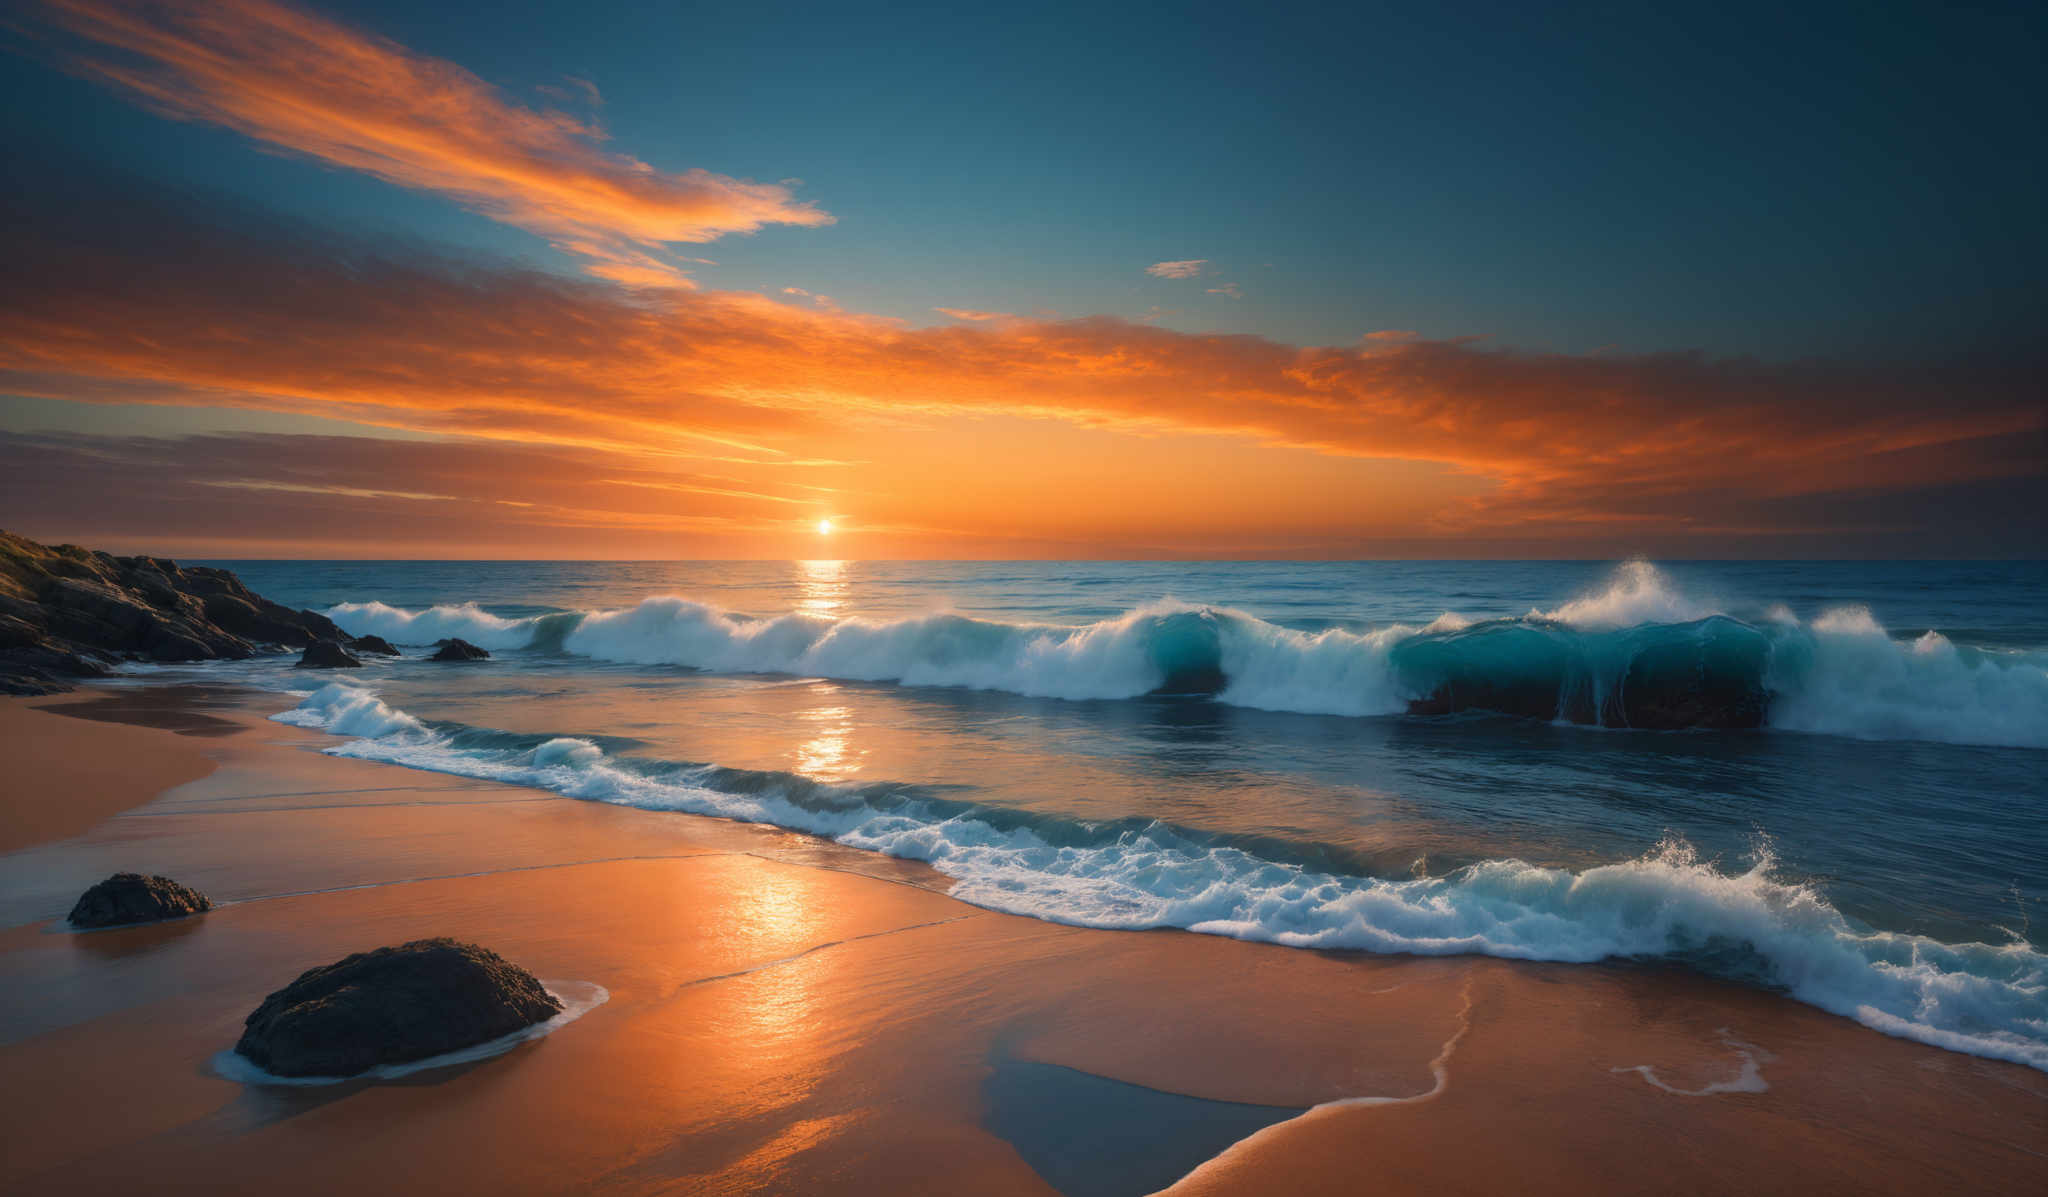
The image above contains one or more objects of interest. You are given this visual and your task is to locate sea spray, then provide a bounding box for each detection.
[275,683,2048,1071]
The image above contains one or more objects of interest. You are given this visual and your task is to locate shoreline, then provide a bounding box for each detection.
[0,684,2041,1193]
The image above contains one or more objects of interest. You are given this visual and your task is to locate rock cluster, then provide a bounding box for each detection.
[430,638,490,661]
[68,872,213,928]
[234,938,561,1077]
[0,530,371,693]
[296,641,363,669]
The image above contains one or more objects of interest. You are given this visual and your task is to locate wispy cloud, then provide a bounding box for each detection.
[933,308,1009,321]
[28,0,830,285]
[782,287,838,311]
[535,75,602,108]
[1146,259,1208,279]
[0,430,842,556]
[1206,283,1242,299]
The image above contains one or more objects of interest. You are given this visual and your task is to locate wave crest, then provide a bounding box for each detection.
[325,564,2048,748]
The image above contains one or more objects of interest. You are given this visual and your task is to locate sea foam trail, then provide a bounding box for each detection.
[276,683,2048,1072]
[327,563,2048,748]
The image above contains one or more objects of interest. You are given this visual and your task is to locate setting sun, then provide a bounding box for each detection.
[816,518,834,536]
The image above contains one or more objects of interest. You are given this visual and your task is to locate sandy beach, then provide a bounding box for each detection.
[0,687,2037,1194]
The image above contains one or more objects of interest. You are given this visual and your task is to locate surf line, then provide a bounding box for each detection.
[1611,1028,1772,1096]
[1160,976,1480,1191]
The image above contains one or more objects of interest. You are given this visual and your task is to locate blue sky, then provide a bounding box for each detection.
[10,0,2040,358]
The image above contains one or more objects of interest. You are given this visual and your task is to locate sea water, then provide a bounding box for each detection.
[155,559,2046,1070]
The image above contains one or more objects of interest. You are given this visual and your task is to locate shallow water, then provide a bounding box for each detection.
[982,1055,1304,1197]
[145,558,2047,1070]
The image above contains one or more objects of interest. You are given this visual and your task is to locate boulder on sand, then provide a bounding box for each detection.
[349,634,401,656]
[430,638,489,661]
[233,938,562,1078]
[68,872,212,928]
[296,640,362,669]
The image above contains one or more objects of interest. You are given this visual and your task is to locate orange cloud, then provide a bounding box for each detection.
[1,173,2042,554]
[1146,260,1209,279]
[28,0,830,285]
[0,430,853,557]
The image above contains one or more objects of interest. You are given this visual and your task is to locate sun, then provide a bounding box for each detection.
[816,518,834,536]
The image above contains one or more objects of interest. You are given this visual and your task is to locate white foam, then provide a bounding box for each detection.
[1213,619,1411,717]
[1612,1029,1772,1096]
[531,737,603,768]
[211,980,607,1086]
[561,598,1176,701]
[326,600,535,650]
[274,689,2048,1073]
[1767,609,2048,749]
[1534,560,1715,628]
[323,574,2048,748]
[271,682,425,738]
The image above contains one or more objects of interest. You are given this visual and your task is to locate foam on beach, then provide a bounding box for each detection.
[277,684,2048,1072]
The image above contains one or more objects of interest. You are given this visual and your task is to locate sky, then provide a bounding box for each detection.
[0,0,2041,559]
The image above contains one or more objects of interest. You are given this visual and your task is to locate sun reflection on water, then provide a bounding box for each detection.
[795,700,862,780]
[795,558,848,619]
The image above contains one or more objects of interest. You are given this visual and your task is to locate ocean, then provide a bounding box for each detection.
[133,558,2047,1071]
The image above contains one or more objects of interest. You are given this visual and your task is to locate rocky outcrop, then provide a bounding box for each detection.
[296,641,363,669]
[430,638,490,661]
[233,938,562,1078]
[0,530,354,693]
[350,634,401,656]
[68,872,213,928]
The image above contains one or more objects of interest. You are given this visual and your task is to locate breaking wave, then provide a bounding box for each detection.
[327,562,2048,748]
[274,682,2048,1071]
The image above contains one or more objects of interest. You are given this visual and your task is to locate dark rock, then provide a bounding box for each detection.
[296,640,362,669]
[234,938,562,1078]
[202,591,333,647]
[349,634,401,656]
[0,530,349,691]
[0,612,42,650]
[0,644,111,695]
[430,638,489,661]
[68,872,212,928]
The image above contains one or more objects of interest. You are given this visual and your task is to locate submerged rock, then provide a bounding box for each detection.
[296,640,362,669]
[234,938,562,1078]
[430,638,489,661]
[68,872,212,928]
[349,634,401,656]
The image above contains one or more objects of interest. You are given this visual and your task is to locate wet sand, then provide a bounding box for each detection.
[0,692,220,855]
[0,688,2041,1194]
